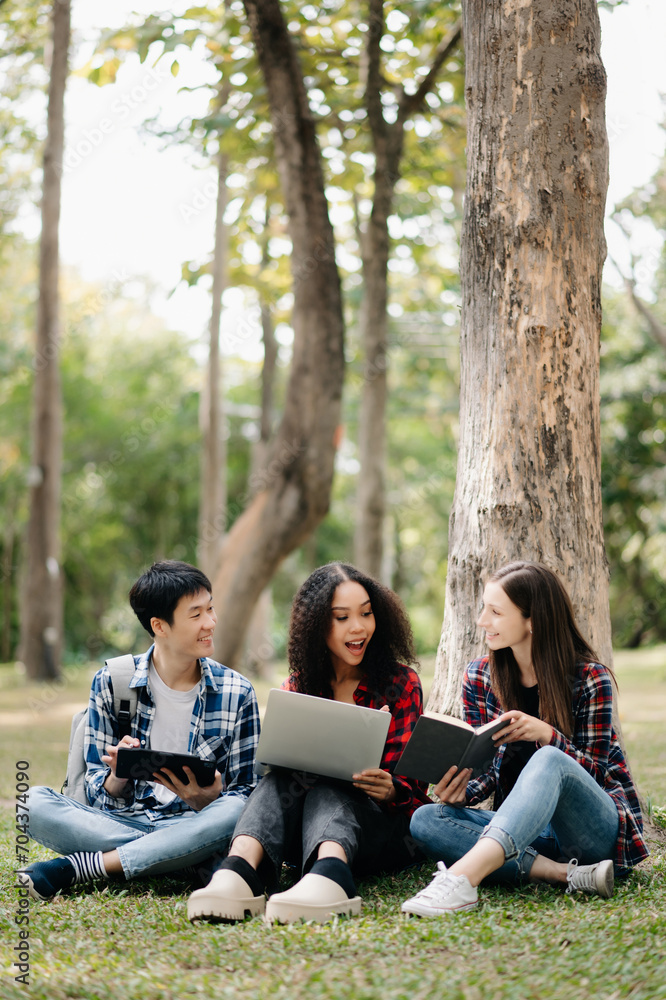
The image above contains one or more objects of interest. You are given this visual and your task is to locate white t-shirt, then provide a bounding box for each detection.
[147,662,200,806]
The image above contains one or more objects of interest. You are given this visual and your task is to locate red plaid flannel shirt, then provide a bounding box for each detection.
[461,656,648,870]
[282,665,430,816]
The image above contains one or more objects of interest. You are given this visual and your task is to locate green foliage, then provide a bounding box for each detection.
[601,291,666,646]
[269,310,460,657]
[64,0,465,657]
[0,261,260,660]
[85,0,465,348]
[601,146,666,647]
[0,0,51,264]
[5,0,665,665]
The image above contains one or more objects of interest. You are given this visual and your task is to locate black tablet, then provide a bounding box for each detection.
[115,748,217,786]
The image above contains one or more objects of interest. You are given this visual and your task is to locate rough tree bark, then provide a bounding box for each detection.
[429,0,612,714]
[354,4,461,578]
[198,146,229,580]
[211,0,345,667]
[19,0,70,680]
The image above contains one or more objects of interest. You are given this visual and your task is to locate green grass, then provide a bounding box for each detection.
[1,649,665,1000]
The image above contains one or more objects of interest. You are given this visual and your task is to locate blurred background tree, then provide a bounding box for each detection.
[602,146,666,647]
[1,0,665,673]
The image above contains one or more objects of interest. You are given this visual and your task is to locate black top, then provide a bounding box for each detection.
[495,683,540,809]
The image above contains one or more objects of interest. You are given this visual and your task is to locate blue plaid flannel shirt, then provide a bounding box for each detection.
[84,646,260,819]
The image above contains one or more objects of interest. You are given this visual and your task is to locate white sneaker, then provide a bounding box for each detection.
[187,868,266,923]
[401,862,478,917]
[565,858,614,899]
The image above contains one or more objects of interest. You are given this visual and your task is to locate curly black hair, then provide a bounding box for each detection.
[286,562,417,703]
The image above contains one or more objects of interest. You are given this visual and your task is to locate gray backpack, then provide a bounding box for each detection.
[62,654,139,804]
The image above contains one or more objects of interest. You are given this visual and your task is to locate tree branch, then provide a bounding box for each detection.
[609,253,666,352]
[398,18,462,121]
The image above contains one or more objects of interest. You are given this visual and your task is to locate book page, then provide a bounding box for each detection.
[476,715,509,735]
[422,711,473,732]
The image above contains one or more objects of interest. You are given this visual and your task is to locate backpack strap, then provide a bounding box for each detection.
[105,653,139,740]
[62,653,139,803]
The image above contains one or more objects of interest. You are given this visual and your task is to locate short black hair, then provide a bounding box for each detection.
[129,560,212,636]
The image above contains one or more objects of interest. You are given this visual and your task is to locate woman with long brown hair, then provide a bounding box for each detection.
[402,561,648,916]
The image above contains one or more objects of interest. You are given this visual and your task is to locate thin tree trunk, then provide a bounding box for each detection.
[354,152,393,578]
[2,510,16,663]
[354,5,462,578]
[430,0,611,714]
[258,302,278,451]
[198,147,229,579]
[19,0,70,680]
[243,276,279,679]
[211,0,345,668]
[354,0,395,576]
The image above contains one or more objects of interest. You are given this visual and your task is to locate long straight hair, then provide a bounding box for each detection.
[487,562,601,736]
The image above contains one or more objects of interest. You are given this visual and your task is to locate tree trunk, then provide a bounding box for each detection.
[258,300,278,451]
[211,0,345,668]
[2,504,16,664]
[198,147,229,580]
[429,0,611,715]
[354,4,462,578]
[242,269,279,679]
[19,0,70,681]
[353,1,395,577]
[353,128,395,577]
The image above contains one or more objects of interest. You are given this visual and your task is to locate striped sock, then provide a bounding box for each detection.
[66,852,108,884]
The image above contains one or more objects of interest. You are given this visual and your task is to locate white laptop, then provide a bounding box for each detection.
[255,688,392,782]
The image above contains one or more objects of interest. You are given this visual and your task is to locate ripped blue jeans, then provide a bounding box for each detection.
[409,745,619,884]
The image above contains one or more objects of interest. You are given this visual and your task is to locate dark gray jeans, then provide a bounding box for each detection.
[231,769,421,892]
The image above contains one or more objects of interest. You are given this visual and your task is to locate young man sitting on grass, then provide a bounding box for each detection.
[21,560,260,900]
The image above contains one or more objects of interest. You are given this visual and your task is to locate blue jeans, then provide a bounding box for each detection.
[27,786,246,880]
[410,745,620,885]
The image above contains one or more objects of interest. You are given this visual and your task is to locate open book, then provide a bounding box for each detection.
[394,712,507,785]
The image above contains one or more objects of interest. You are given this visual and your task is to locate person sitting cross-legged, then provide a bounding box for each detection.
[401,561,648,918]
[21,560,260,901]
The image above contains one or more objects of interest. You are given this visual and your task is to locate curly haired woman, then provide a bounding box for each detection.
[188,562,430,924]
